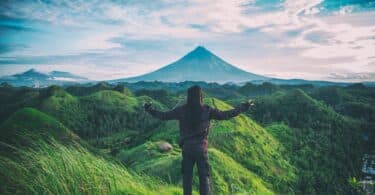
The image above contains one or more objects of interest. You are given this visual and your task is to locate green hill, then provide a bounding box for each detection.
[311,86,375,130]
[0,139,184,194]
[0,83,370,194]
[120,98,297,194]
[0,107,185,194]
[205,98,296,192]
[65,81,113,96]
[117,141,274,194]
[0,87,41,123]
[251,89,364,194]
[0,107,80,148]
[39,89,163,142]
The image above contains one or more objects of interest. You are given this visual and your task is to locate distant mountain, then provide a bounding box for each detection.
[112,46,268,83]
[0,69,90,87]
[111,46,374,86]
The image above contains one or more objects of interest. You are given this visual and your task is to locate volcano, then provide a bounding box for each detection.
[114,46,268,83]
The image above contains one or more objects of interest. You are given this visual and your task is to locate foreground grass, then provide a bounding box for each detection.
[117,140,275,195]
[0,140,184,195]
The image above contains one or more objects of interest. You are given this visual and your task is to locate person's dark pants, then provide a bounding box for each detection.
[182,144,211,195]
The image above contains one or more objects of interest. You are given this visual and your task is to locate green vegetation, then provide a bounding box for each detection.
[0,107,80,148]
[251,90,365,194]
[116,141,275,194]
[117,97,296,193]
[205,98,296,193]
[0,107,185,194]
[0,140,184,194]
[0,82,372,194]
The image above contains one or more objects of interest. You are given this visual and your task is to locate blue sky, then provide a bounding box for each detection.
[0,0,374,81]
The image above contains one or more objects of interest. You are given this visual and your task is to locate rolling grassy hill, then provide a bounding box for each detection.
[116,98,296,194]
[0,107,80,148]
[0,107,185,194]
[250,89,365,194]
[117,140,275,194]
[0,82,371,194]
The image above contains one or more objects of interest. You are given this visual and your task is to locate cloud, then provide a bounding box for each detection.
[327,72,375,81]
[0,44,28,54]
[0,0,374,81]
[0,20,35,32]
[335,5,355,15]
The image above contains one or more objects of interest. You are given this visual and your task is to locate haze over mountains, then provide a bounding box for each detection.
[113,46,371,86]
[1,46,374,87]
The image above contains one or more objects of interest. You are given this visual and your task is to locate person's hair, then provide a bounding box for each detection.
[185,85,203,131]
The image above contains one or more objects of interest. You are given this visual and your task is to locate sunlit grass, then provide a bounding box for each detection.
[0,140,183,195]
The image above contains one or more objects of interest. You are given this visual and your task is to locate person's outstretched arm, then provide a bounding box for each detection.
[144,102,181,121]
[209,100,253,120]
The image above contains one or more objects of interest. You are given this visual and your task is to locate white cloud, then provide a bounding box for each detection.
[327,72,375,82]
[73,30,122,51]
[1,0,374,81]
[335,5,355,15]
[284,0,323,15]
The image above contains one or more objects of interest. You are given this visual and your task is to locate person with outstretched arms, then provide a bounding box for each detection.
[144,85,254,195]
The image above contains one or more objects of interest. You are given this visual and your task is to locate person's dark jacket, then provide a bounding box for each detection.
[145,103,249,148]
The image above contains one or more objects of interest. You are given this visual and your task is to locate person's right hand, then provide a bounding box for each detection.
[242,99,255,110]
[144,102,152,111]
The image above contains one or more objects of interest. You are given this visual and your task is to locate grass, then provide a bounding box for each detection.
[253,90,365,194]
[1,97,296,194]
[208,148,274,195]
[0,106,185,194]
[117,141,275,194]
[0,107,80,148]
[0,140,184,195]
[138,98,297,193]
[206,98,297,193]
[81,90,139,112]
[38,88,165,139]
[0,84,368,194]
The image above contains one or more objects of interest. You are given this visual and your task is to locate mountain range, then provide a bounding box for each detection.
[1,47,374,87]
[0,69,90,87]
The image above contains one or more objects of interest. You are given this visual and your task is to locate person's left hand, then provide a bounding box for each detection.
[242,99,255,109]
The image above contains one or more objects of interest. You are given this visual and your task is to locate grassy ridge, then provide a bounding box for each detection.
[251,90,364,194]
[116,141,275,194]
[0,107,185,194]
[127,98,296,194]
[206,98,296,193]
[0,140,184,195]
[39,89,167,140]
[0,107,80,148]
[0,83,370,194]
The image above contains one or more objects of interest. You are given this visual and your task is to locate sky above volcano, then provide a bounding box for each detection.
[0,0,374,81]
